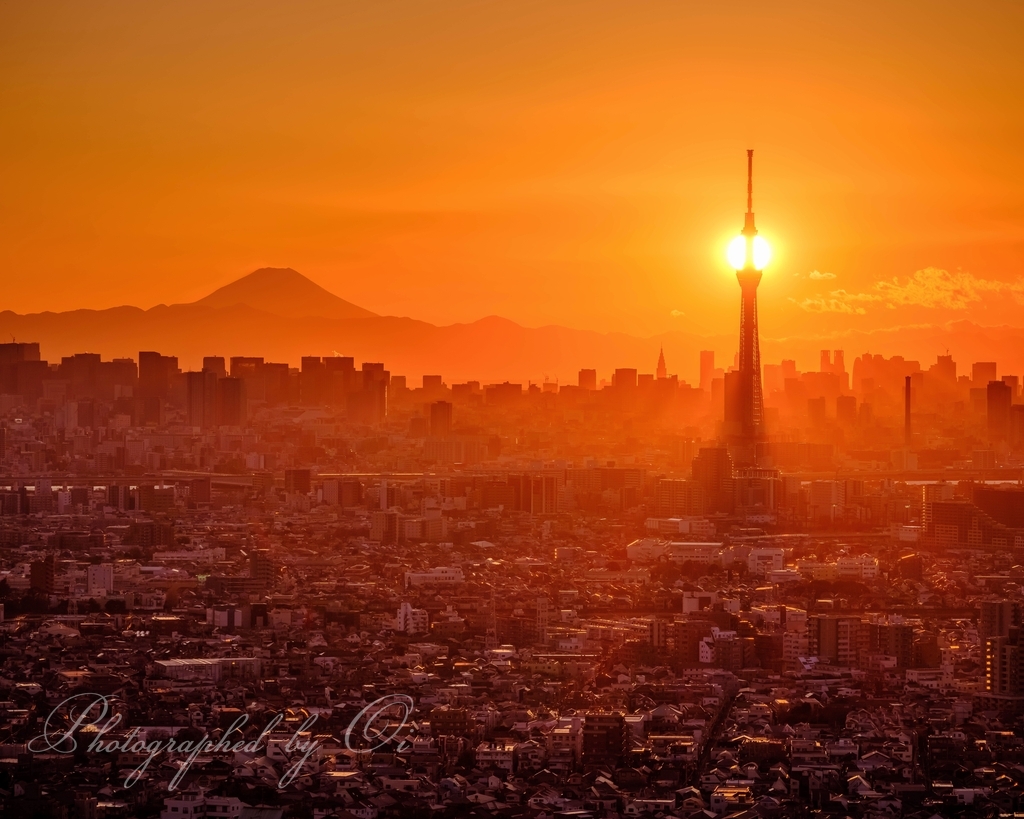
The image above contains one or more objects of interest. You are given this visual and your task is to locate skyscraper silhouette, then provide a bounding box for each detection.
[699,350,715,391]
[724,150,766,464]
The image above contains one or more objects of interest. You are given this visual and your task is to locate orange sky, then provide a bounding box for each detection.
[1,1,1023,342]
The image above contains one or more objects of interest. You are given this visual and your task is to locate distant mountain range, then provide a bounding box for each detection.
[1,267,1022,382]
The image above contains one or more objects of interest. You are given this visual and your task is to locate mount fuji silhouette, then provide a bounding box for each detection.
[190,267,376,320]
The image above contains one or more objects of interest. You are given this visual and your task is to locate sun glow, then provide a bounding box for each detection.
[727,235,771,271]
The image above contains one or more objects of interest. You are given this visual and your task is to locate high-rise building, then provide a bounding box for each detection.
[87,563,114,596]
[673,618,716,666]
[692,446,734,514]
[370,510,399,544]
[0,342,42,397]
[217,377,247,426]
[202,356,227,378]
[191,478,212,505]
[259,362,290,406]
[285,469,311,495]
[107,484,133,511]
[699,350,715,391]
[325,356,355,406]
[58,353,101,398]
[99,358,138,400]
[809,480,845,522]
[808,615,867,667]
[397,602,429,635]
[723,150,767,464]
[973,361,997,385]
[931,353,956,384]
[833,350,845,377]
[836,394,857,426]
[185,370,219,429]
[612,369,638,389]
[138,351,178,400]
[138,484,175,513]
[229,356,263,378]
[0,342,40,365]
[186,371,204,427]
[349,363,389,425]
[229,357,284,404]
[300,356,328,405]
[971,485,1024,528]
[808,396,827,426]
[868,621,913,668]
[988,380,1012,441]
[1013,406,1024,446]
[30,554,56,595]
[656,347,667,380]
[582,712,627,769]
[733,467,779,514]
[655,479,704,517]
[980,600,1022,641]
[578,369,597,390]
[985,626,1024,702]
[507,474,560,515]
[249,549,276,588]
[430,401,453,438]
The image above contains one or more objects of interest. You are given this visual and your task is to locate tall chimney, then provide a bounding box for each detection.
[904,375,912,445]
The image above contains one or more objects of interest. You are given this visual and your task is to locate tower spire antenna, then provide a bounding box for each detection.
[743,149,757,236]
[747,149,753,214]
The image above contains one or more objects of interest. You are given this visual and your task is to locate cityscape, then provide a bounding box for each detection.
[3,2,1024,819]
[0,251,1023,818]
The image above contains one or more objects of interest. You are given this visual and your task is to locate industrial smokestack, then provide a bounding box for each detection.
[905,375,912,445]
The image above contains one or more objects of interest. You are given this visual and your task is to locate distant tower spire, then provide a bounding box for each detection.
[656,346,667,380]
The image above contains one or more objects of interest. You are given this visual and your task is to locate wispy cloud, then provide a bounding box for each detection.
[789,296,867,315]
[874,267,1024,310]
[670,309,685,317]
[792,267,1024,315]
[808,270,836,280]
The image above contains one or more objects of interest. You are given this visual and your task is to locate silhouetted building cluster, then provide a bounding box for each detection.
[0,338,1020,816]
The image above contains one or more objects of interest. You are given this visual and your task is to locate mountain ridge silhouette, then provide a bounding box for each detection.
[0,269,1022,383]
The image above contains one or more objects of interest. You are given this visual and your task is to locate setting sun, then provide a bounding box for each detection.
[727,235,772,271]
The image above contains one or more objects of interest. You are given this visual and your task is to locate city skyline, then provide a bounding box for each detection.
[4,264,1024,386]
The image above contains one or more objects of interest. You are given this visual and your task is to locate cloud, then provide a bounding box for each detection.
[789,296,866,315]
[792,267,1024,316]
[670,309,685,317]
[808,270,836,280]
[874,267,1024,310]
